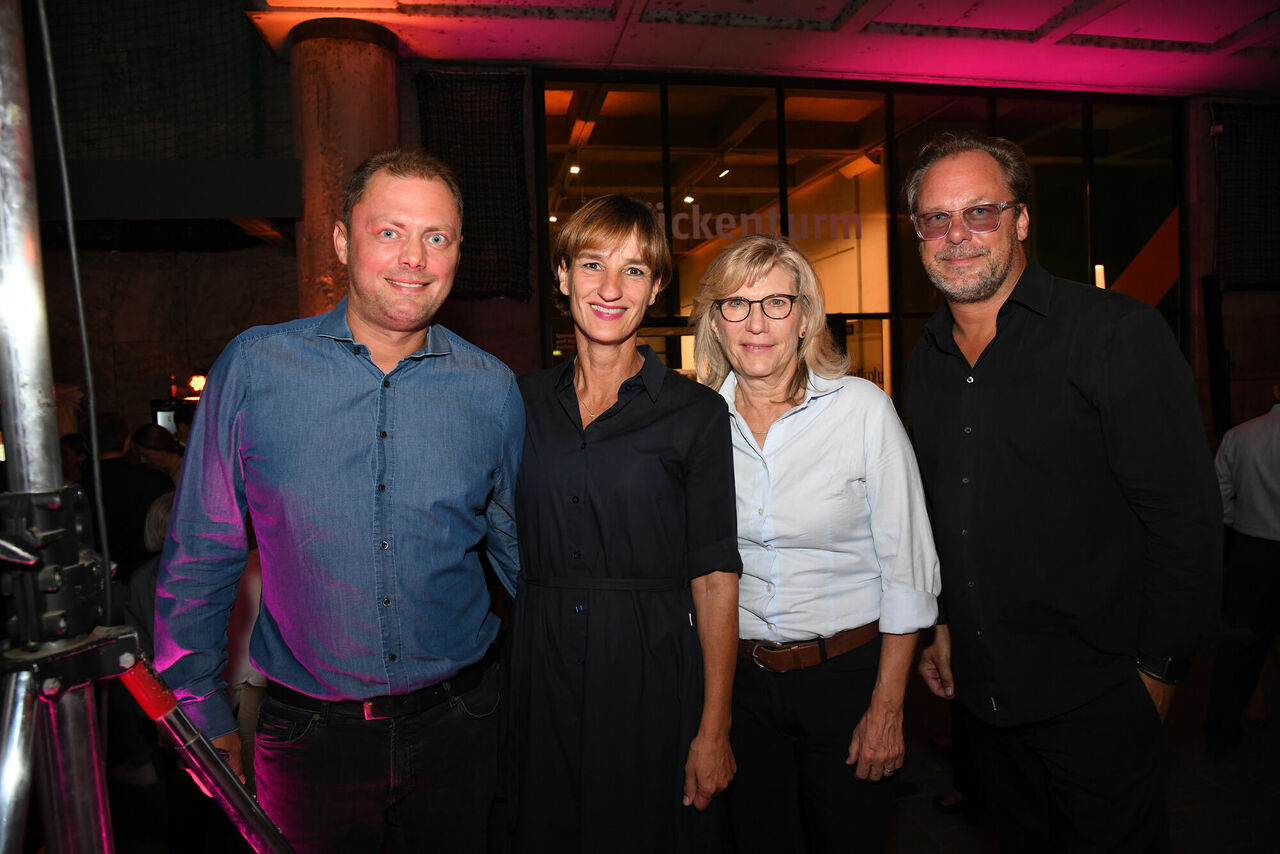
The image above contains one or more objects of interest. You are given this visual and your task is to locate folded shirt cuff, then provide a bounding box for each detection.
[181,693,238,741]
[879,590,939,635]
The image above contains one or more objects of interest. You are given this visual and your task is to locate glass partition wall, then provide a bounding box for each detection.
[540,76,1179,401]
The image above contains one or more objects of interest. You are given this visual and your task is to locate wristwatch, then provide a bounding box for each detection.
[1135,654,1185,684]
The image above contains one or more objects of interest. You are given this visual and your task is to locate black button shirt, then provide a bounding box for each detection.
[906,262,1221,725]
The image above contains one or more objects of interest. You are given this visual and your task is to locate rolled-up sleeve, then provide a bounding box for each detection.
[686,397,743,579]
[865,393,941,634]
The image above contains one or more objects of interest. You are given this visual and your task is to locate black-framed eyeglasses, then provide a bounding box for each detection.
[714,294,799,322]
[910,201,1020,240]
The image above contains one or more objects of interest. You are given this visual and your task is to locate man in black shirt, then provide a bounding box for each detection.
[904,133,1221,852]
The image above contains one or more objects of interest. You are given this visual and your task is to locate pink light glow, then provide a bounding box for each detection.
[247,2,1280,97]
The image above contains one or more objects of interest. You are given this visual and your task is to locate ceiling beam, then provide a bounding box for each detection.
[1212,7,1280,55]
[1035,0,1130,45]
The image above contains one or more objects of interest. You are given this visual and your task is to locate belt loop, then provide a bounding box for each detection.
[816,635,828,663]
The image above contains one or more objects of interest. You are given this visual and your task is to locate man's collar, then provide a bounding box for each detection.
[315,297,355,342]
[1003,261,1052,317]
[923,260,1053,346]
[315,296,451,359]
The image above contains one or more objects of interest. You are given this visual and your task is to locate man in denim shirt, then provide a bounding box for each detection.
[155,149,523,853]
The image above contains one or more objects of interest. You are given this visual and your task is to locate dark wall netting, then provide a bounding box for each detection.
[24,0,292,161]
[1215,103,1280,288]
[416,68,534,299]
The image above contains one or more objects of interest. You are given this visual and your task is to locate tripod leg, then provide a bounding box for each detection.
[0,671,37,854]
[34,681,114,853]
[119,660,295,853]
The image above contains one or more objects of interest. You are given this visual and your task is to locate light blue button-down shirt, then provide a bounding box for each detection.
[719,372,939,641]
[155,299,523,739]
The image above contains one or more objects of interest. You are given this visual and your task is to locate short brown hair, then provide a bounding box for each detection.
[903,133,1031,213]
[131,423,179,455]
[551,195,672,314]
[691,234,848,404]
[342,149,464,233]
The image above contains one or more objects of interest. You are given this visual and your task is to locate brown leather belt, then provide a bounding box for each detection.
[738,621,879,673]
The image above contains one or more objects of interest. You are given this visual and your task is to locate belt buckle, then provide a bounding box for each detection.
[363,699,388,721]
[750,641,786,672]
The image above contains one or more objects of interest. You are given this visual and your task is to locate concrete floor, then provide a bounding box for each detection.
[888,651,1280,854]
[80,644,1280,853]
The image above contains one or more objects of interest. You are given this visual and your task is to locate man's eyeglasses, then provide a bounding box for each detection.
[713,294,799,322]
[910,201,1020,241]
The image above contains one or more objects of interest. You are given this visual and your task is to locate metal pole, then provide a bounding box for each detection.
[2,3,114,852]
[0,0,61,493]
[0,671,37,854]
[33,683,114,853]
[119,660,295,854]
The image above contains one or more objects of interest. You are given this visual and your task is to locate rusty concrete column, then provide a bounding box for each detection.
[290,19,400,318]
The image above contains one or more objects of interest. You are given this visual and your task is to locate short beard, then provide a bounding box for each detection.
[924,245,1013,304]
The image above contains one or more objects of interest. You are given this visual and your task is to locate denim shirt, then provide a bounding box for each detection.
[154,298,523,739]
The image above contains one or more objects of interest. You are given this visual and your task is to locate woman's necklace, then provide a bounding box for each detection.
[737,387,791,443]
[578,350,642,424]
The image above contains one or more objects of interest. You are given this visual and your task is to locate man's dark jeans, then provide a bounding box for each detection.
[254,661,500,854]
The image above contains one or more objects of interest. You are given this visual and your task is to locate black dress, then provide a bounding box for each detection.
[506,347,741,853]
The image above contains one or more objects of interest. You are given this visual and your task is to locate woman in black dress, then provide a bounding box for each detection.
[506,195,741,852]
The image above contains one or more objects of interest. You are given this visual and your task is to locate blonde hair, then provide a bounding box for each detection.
[143,492,175,554]
[691,234,848,403]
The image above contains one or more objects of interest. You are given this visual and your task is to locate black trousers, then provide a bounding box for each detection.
[1206,531,1280,738]
[728,637,895,854]
[962,672,1169,854]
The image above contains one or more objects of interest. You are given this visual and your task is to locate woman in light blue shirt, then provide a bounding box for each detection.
[691,234,941,853]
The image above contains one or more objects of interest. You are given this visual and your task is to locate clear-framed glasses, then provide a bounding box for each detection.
[714,294,799,322]
[910,201,1020,240]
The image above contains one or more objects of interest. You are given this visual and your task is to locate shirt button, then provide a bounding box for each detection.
[571,496,580,504]
[757,508,764,516]
[378,484,387,492]
[351,346,360,355]
[571,551,582,559]
[967,580,975,588]
[380,430,387,438]
[766,622,775,631]
[580,441,586,450]
[960,529,968,536]
[380,541,389,550]
[966,376,974,384]
[962,477,970,484]
[765,584,773,593]
[388,653,398,661]
[383,597,391,606]
[383,379,391,388]
[964,426,972,434]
